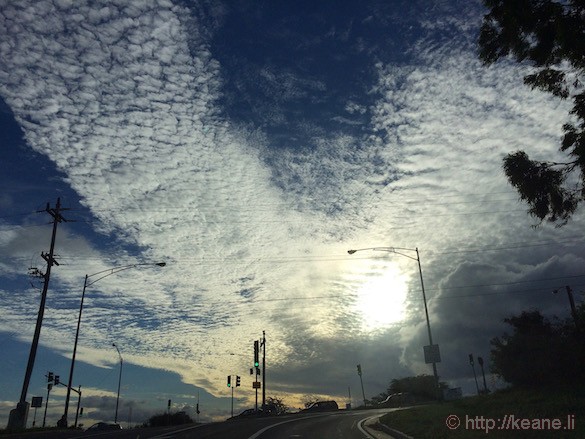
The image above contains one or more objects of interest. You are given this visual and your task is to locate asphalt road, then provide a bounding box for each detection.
[1,409,399,439]
[247,410,393,439]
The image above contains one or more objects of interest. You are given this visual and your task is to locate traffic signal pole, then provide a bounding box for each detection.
[42,381,52,428]
[262,331,266,412]
[254,340,260,411]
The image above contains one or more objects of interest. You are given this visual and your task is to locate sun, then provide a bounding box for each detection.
[354,263,408,330]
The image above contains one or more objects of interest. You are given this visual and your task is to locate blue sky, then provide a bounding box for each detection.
[1,0,584,428]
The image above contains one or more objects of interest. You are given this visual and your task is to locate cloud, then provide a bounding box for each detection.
[0,0,584,421]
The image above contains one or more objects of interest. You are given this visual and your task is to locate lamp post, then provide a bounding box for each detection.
[112,343,123,424]
[62,262,166,426]
[347,247,441,399]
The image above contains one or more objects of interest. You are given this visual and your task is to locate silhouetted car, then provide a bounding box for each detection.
[229,408,267,419]
[301,400,338,412]
[86,422,122,431]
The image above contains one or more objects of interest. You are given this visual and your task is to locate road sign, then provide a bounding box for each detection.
[424,344,441,364]
[31,397,42,408]
[252,381,261,389]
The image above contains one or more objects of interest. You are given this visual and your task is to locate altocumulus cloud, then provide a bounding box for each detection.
[0,0,372,405]
[0,0,584,417]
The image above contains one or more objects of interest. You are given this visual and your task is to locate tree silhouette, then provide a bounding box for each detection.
[490,309,583,387]
[479,0,585,225]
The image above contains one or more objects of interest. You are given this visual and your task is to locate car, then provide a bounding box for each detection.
[301,400,338,412]
[86,422,122,431]
[229,408,266,420]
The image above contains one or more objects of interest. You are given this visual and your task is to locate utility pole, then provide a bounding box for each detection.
[553,286,580,330]
[261,331,266,412]
[8,199,68,430]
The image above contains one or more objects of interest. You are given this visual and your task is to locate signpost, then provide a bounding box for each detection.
[31,397,42,427]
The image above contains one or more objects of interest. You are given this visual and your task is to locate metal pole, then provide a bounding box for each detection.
[415,248,441,399]
[262,330,266,412]
[74,387,81,428]
[469,354,480,395]
[113,344,123,424]
[42,384,51,428]
[231,382,234,418]
[359,374,366,407]
[63,275,88,426]
[478,358,488,393]
[255,368,258,411]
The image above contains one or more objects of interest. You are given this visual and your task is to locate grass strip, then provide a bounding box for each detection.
[379,387,583,438]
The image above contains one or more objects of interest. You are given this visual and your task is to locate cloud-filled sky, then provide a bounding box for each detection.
[1,0,584,427]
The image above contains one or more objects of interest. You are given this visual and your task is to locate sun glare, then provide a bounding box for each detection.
[355,263,408,330]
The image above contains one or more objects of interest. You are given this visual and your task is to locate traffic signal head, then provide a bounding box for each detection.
[227,375,231,387]
[357,364,362,376]
[477,356,484,366]
[54,375,60,385]
[469,354,474,365]
[48,372,54,382]
[254,340,259,367]
[236,375,241,387]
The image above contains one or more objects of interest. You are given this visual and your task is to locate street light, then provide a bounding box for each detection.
[62,262,166,426]
[347,247,441,399]
[112,343,123,424]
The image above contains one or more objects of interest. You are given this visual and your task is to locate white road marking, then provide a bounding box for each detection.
[357,415,385,439]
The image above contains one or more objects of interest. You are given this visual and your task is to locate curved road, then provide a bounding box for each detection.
[2,409,400,439]
[247,410,393,439]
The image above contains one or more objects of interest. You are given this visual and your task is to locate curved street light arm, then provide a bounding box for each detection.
[348,247,419,261]
[85,262,166,288]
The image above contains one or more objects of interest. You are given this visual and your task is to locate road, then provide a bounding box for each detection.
[2,409,400,439]
[247,409,395,439]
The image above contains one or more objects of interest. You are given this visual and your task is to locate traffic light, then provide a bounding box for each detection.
[227,375,231,387]
[54,375,60,385]
[47,372,54,382]
[477,356,484,367]
[469,354,474,366]
[236,376,241,387]
[357,364,362,376]
[254,340,259,367]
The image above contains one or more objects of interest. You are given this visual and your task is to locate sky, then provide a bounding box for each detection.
[1,0,584,428]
